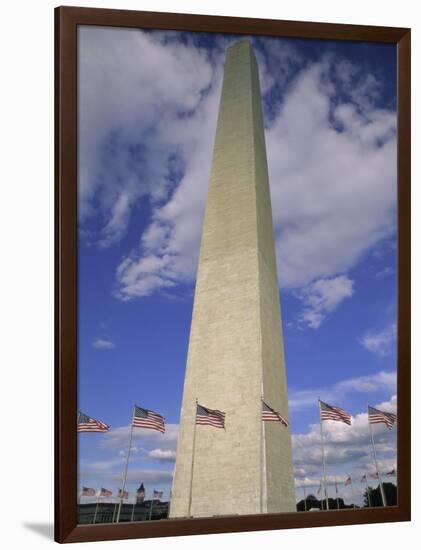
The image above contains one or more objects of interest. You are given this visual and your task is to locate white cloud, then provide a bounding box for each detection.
[81,457,124,472]
[115,52,395,303]
[79,30,396,314]
[254,37,304,98]
[295,275,354,329]
[113,75,224,299]
[267,59,396,289]
[98,191,131,249]
[145,449,176,462]
[292,395,397,494]
[375,266,394,279]
[111,469,173,486]
[101,423,179,451]
[332,58,381,110]
[360,322,396,356]
[92,338,115,349]
[79,466,173,488]
[289,370,396,412]
[79,426,178,490]
[78,26,216,249]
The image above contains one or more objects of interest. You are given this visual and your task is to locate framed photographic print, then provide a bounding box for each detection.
[55,5,411,544]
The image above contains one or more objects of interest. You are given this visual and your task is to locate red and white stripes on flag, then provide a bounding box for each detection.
[360,475,367,483]
[319,400,352,425]
[133,405,165,433]
[368,406,397,430]
[262,400,289,427]
[344,476,352,486]
[77,411,110,433]
[99,488,112,497]
[196,403,225,428]
[81,487,96,497]
[118,489,129,499]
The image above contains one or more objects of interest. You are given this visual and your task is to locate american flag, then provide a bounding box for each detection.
[133,405,165,433]
[153,490,163,500]
[368,406,397,430]
[344,476,352,486]
[99,488,112,497]
[118,489,129,499]
[196,403,225,428]
[360,475,367,483]
[370,472,379,480]
[386,468,396,477]
[77,411,110,433]
[262,400,289,427]
[81,486,96,497]
[319,400,352,425]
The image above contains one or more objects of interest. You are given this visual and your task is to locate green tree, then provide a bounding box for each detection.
[363,482,397,507]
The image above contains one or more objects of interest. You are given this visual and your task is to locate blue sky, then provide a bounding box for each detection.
[77,26,397,508]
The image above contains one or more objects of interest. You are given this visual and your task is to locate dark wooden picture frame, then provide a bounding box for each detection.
[55,5,411,544]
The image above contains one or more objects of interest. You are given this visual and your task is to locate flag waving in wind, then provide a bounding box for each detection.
[319,400,352,425]
[153,490,163,500]
[99,488,112,497]
[368,406,397,430]
[133,405,165,433]
[344,476,352,486]
[261,400,289,427]
[196,403,225,428]
[81,487,96,497]
[77,411,110,433]
[386,468,396,477]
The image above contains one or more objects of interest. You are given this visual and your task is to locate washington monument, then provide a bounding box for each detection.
[170,40,295,518]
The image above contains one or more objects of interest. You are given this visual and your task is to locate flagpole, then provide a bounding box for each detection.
[112,499,118,523]
[303,486,307,512]
[149,493,154,521]
[349,477,356,510]
[93,495,100,524]
[335,479,339,510]
[317,481,322,508]
[260,393,263,514]
[368,406,386,506]
[117,406,135,522]
[188,398,198,518]
[76,411,82,514]
[364,475,372,507]
[318,399,329,510]
[260,383,267,514]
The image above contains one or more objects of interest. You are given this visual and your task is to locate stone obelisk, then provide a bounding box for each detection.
[170,40,295,518]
